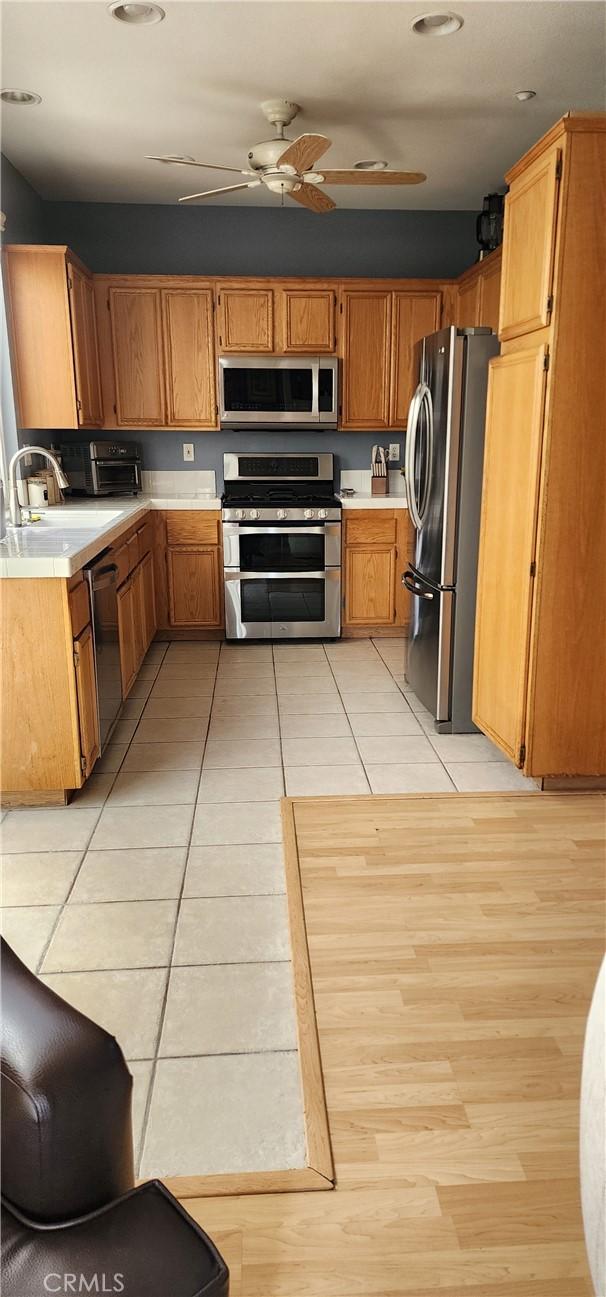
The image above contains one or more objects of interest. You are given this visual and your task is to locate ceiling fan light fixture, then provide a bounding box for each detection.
[109,2,165,24]
[411,11,463,36]
[0,88,41,105]
[354,160,389,171]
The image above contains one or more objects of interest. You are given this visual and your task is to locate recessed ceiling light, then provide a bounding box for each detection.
[0,88,41,105]
[109,2,165,25]
[515,90,537,102]
[354,160,389,171]
[411,11,463,36]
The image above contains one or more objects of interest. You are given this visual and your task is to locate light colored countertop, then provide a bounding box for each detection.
[0,495,221,578]
[0,488,407,577]
[339,493,408,510]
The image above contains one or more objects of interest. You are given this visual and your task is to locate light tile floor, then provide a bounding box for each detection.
[0,635,538,1179]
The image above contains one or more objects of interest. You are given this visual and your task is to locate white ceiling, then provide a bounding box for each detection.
[1,0,605,209]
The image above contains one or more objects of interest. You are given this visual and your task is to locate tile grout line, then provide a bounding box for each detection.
[136,641,220,1177]
[323,643,373,793]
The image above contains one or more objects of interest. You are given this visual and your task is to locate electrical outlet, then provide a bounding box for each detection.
[388,443,401,462]
[183,443,194,462]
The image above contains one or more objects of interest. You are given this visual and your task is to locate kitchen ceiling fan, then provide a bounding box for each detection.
[146,99,426,213]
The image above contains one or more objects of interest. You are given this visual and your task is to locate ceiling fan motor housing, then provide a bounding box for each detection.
[248,137,296,171]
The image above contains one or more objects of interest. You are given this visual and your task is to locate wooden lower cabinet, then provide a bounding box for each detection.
[73,622,100,777]
[153,511,224,634]
[0,578,101,801]
[117,576,138,697]
[167,546,222,628]
[342,510,414,635]
[117,552,157,696]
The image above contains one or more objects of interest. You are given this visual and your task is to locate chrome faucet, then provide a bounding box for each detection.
[7,446,70,527]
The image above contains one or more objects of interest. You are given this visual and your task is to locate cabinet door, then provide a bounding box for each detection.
[473,346,547,763]
[162,288,218,427]
[390,291,442,427]
[167,547,222,627]
[478,255,502,332]
[141,551,156,651]
[499,147,561,340]
[67,261,103,427]
[282,289,335,352]
[344,545,397,626]
[73,623,100,778]
[131,563,146,671]
[456,274,481,327]
[116,578,137,697]
[217,287,273,352]
[341,291,392,429]
[109,287,166,425]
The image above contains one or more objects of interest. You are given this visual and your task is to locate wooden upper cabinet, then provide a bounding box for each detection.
[473,346,547,764]
[162,288,217,427]
[340,290,392,429]
[3,245,102,430]
[390,291,441,427]
[108,287,166,426]
[477,252,502,332]
[67,259,103,427]
[456,273,482,327]
[217,286,273,352]
[282,289,336,352]
[499,146,562,341]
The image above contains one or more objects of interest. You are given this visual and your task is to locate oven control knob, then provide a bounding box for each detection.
[303,508,315,519]
[317,508,328,520]
[249,509,260,520]
[276,508,287,519]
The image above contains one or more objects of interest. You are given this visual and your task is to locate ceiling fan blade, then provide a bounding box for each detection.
[146,155,255,177]
[179,181,262,204]
[312,169,427,186]
[277,134,332,173]
[289,183,336,214]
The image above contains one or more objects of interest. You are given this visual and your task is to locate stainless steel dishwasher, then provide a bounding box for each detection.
[85,552,123,750]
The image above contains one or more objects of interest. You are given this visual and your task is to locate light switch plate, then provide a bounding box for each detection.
[388,443,400,462]
[183,443,194,462]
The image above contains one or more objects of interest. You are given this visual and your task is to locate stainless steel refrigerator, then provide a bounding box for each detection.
[403,326,498,733]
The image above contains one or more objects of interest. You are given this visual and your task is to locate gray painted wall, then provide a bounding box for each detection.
[3,154,476,478]
[1,154,47,243]
[43,200,477,278]
[48,427,405,491]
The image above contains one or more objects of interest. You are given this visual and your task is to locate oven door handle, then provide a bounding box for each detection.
[224,570,330,581]
[222,525,339,537]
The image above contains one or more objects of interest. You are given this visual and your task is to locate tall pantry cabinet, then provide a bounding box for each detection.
[473,113,606,778]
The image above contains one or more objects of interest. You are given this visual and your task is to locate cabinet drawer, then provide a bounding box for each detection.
[344,512,397,546]
[69,578,91,640]
[112,541,130,586]
[165,511,220,546]
[136,519,152,558]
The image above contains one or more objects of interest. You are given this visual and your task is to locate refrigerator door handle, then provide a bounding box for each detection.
[405,382,433,530]
[402,569,434,600]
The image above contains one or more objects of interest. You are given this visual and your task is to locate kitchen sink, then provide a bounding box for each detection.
[21,509,124,527]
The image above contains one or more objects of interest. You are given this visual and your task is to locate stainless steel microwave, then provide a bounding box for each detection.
[218,355,339,429]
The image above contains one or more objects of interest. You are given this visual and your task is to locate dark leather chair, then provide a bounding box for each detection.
[0,938,229,1297]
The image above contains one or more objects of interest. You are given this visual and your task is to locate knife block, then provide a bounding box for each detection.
[371,476,388,496]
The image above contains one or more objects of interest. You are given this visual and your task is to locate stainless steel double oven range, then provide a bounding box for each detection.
[222,453,342,640]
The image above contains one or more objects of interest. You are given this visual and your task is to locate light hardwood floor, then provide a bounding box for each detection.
[185,792,605,1296]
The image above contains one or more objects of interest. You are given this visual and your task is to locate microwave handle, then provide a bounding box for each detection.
[311,357,320,420]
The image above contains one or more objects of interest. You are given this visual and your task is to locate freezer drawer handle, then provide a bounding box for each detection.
[402,570,434,600]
